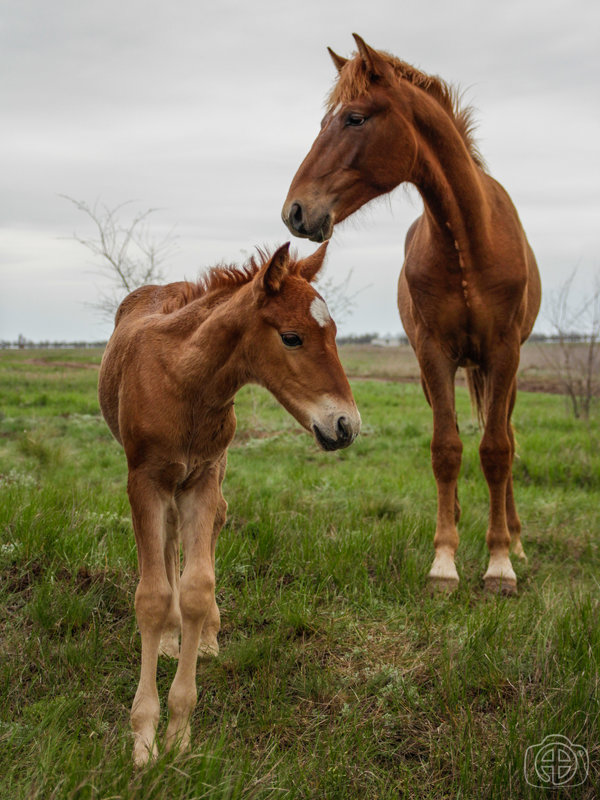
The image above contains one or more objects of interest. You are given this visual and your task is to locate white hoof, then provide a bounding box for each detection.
[483,555,517,595]
[428,574,460,593]
[428,550,459,593]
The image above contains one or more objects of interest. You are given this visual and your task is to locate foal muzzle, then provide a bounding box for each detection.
[313,414,359,451]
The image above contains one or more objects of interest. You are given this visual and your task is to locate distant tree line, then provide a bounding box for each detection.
[1,331,596,350]
[1,336,107,350]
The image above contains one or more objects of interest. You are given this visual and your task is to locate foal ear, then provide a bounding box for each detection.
[256,242,291,296]
[352,33,391,79]
[297,241,329,283]
[327,46,348,74]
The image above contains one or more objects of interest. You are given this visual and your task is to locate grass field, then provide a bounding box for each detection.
[0,346,598,798]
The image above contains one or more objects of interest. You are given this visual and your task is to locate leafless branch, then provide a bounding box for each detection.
[62,196,177,320]
[542,269,600,418]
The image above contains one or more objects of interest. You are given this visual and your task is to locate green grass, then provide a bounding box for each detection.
[0,347,598,798]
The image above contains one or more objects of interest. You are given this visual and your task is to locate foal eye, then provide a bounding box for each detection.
[281,333,303,348]
[346,113,366,127]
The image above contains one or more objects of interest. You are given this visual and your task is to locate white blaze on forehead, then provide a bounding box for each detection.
[310,297,331,327]
[332,102,342,117]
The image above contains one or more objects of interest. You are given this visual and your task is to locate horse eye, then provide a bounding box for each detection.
[281,333,303,348]
[346,113,366,127]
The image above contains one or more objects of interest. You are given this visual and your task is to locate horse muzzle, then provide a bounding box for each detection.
[312,412,360,451]
[282,201,334,243]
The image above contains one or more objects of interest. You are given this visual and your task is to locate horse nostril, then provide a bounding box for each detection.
[290,202,304,231]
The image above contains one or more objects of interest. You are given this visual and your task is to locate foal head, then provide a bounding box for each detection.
[282,34,471,242]
[243,242,360,451]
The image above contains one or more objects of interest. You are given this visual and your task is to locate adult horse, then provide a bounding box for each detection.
[282,35,541,595]
[99,242,360,764]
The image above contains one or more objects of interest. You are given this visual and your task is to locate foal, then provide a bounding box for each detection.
[98,242,360,765]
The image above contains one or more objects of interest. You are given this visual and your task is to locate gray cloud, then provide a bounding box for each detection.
[1,0,599,340]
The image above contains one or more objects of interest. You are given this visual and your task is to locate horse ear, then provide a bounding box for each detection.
[256,242,291,296]
[327,46,348,74]
[297,241,329,283]
[352,33,390,79]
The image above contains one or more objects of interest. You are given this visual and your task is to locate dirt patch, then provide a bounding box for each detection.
[348,372,567,395]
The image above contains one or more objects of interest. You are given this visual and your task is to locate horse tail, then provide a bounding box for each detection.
[465,366,486,428]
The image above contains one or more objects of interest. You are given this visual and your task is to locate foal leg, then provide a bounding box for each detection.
[480,352,520,594]
[127,469,173,766]
[199,453,227,659]
[506,382,527,561]
[165,465,222,754]
[418,346,462,591]
[159,501,182,659]
[199,502,226,658]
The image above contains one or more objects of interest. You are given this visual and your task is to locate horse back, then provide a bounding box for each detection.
[114,282,198,326]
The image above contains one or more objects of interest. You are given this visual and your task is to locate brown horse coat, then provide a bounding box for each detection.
[283,35,541,594]
[99,243,360,764]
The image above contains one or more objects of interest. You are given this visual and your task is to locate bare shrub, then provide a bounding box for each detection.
[63,196,177,321]
[543,270,600,418]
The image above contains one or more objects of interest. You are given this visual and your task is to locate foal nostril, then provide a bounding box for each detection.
[336,416,351,441]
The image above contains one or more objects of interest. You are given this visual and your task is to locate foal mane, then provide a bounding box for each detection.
[161,248,297,314]
[327,50,485,168]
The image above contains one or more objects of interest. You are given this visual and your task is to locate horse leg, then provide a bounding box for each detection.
[453,412,461,524]
[506,381,527,561]
[480,351,520,594]
[422,377,461,526]
[159,501,182,659]
[127,469,173,766]
[419,347,462,591]
[165,464,222,754]
[199,454,227,660]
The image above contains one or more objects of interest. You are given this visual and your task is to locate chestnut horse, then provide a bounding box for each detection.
[283,35,541,594]
[98,242,360,765]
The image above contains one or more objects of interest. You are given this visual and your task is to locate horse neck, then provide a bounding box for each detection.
[407,94,491,269]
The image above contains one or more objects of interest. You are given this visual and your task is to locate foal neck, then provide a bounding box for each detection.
[171,284,252,409]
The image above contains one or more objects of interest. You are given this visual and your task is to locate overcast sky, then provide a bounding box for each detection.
[2,0,599,341]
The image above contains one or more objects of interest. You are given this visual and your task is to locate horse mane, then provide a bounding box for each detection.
[160,248,296,314]
[327,51,485,168]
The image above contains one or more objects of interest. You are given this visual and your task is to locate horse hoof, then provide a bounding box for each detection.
[428,575,459,594]
[483,575,517,596]
[511,542,528,562]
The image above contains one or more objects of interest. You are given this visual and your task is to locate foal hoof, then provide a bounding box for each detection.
[428,575,459,594]
[198,639,219,661]
[483,575,517,596]
[159,630,180,659]
[132,738,157,768]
